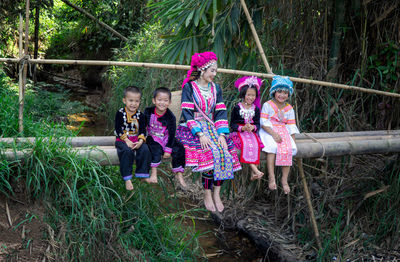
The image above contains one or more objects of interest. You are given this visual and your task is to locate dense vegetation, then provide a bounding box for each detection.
[0,71,201,260]
[1,0,400,261]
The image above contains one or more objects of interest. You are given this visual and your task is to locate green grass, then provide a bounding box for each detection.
[0,68,202,261]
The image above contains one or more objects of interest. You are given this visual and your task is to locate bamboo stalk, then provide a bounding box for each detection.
[0,57,399,98]
[1,131,399,147]
[3,137,400,164]
[297,158,322,250]
[18,14,24,134]
[296,130,400,139]
[240,0,273,74]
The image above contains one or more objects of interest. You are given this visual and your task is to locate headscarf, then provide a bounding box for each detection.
[234,76,263,109]
[182,51,218,88]
[269,75,294,98]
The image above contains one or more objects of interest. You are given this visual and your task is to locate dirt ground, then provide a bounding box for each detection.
[0,195,49,262]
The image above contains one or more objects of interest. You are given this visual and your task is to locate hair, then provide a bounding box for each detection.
[153,87,171,100]
[239,85,259,100]
[124,86,142,98]
[189,67,201,81]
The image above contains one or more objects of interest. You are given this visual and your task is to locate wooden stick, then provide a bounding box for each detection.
[5,200,13,227]
[18,14,24,134]
[60,0,128,41]
[240,0,273,74]
[297,158,322,250]
[0,57,400,98]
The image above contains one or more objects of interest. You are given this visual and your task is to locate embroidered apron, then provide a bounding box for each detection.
[268,101,292,166]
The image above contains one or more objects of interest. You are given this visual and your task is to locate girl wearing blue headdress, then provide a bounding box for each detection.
[259,76,299,194]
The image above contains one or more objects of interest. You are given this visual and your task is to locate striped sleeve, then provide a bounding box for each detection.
[213,84,229,134]
[181,83,201,135]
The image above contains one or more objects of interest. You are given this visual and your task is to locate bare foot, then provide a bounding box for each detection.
[144,168,158,184]
[144,175,158,184]
[125,180,134,191]
[250,165,264,180]
[268,176,277,190]
[213,192,224,212]
[176,173,187,188]
[204,191,216,212]
[250,171,257,181]
[281,180,291,194]
[255,170,264,180]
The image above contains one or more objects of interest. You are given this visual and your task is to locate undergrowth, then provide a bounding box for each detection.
[0,68,202,261]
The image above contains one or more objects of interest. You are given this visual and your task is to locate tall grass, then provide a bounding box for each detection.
[0,69,201,261]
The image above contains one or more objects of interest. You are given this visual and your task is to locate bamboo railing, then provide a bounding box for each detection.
[1,57,399,98]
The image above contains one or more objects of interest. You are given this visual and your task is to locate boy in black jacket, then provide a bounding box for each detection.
[114,86,151,191]
[144,87,186,187]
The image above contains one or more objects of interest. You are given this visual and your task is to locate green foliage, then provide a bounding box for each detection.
[367,42,400,92]
[105,22,184,121]
[0,68,201,260]
[0,139,201,260]
[0,69,85,137]
[148,0,266,69]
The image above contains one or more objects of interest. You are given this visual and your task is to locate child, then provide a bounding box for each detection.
[230,76,264,180]
[114,86,151,191]
[259,76,299,194]
[144,87,187,188]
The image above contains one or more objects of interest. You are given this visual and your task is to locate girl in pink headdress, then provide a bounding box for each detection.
[177,51,241,212]
[229,76,264,180]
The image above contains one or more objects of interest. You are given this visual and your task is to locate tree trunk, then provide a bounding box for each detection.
[328,0,346,77]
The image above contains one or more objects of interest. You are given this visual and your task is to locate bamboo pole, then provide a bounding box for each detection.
[19,0,30,134]
[240,0,273,74]
[18,14,24,134]
[0,57,400,98]
[60,0,128,42]
[2,136,400,163]
[297,158,322,250]
[1,132,399,147]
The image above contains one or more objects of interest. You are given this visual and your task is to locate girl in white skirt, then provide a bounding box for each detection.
[259,76,299,194]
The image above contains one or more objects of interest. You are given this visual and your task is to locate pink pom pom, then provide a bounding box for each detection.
[182,51,219,88]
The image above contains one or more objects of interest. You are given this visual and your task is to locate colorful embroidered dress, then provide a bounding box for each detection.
[144,106,185,173]
[259,100,299,166]
[177,81,241,180]
[229,103,263,164]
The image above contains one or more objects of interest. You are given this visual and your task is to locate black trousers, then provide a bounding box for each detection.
[147,136,186,173]
[202,170,224,190]
[115,141,151,180]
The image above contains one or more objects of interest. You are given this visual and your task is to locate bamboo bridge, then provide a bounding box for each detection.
[2,130,400,164]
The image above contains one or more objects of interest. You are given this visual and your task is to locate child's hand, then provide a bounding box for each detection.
[125,139,136,149]
[163,152,171,159]
[248,124,255,132]
[218,135,228,150]
[272,133,282,143]
[132,140,143,149]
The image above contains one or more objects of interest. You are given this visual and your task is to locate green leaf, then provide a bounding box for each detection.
[185,9,195,27]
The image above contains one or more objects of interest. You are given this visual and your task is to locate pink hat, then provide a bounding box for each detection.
[234,76,263,109]
[182,51,218,88]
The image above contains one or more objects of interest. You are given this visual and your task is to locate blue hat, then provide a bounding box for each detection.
[270,75,294,98]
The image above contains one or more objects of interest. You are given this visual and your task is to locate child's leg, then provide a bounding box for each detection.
[115,141,135,191]
[202,171,216,212]
[267,153,277,190]
[145,142,162,183]
[134,143,151,179]
[212,180,224,212]
[281,166,291,194]
[171,141,187,187]
[249,164,264,180]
